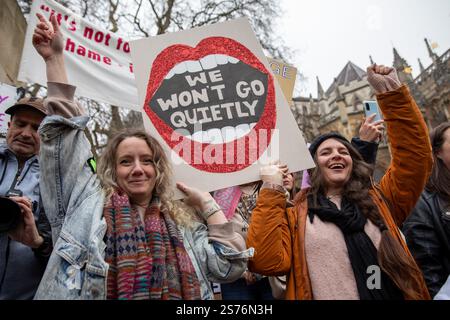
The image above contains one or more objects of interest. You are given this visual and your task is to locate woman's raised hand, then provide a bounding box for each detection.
[32,13,64,61]
[260,162,288,186]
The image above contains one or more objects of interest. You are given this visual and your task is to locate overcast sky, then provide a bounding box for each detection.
[278,0,450,97]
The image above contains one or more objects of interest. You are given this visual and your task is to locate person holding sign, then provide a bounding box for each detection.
[247,65,433,300]
[32,13,252,300]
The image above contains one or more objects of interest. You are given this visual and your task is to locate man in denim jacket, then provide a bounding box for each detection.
[0,98,52,299]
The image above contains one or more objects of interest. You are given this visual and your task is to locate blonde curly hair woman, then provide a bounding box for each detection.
[32,13,252,300]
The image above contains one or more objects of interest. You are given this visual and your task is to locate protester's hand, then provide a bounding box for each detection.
[7,197,43,249]
[359,113,384,143]
[32,13,64,61]
[260,162,288,186]
[176,182,221,216]
[367,64,401,94]
[177,182,213,211]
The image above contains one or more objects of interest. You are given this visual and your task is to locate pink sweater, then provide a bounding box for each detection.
[305,216,382,300]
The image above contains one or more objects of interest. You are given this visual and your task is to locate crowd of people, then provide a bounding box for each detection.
[0,13,449,301]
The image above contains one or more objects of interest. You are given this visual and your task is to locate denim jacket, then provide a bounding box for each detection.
[34,82,253,300]
[0,144,51,299]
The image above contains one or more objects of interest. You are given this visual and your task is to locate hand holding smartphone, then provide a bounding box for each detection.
[360,101,385,143]
[363,100,383,122]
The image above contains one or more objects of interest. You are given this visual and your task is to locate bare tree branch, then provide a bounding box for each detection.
[80,0,89,17]
[108,0,119,32]
[131,0,150,37]
[158,0,175,34]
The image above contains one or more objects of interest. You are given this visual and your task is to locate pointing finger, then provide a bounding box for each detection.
[36,12,47,22]
[50,14,60,33]
[176,182,189,194]
[36,13,54,34]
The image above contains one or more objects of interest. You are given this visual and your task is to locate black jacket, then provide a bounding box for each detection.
[351,137,379,165]
[402,191,450,297]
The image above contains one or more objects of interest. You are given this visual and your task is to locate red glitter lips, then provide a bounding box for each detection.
[143,36,276,173]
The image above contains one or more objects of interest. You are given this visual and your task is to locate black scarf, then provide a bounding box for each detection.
[307,194,404,300]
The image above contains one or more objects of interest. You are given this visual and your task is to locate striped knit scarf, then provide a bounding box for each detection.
[103,192,201,300]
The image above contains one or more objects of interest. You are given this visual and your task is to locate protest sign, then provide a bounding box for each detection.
[267,58,297,102]
[18,0,139,110]
[0,83,23,139]
[130,18,314,197]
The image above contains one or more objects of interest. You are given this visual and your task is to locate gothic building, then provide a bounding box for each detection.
[291,39,450,178]
[412,39,450,128]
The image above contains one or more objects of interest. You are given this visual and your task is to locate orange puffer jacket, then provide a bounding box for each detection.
[247,85,432,300]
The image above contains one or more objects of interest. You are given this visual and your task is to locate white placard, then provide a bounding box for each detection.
[130,18,314,198]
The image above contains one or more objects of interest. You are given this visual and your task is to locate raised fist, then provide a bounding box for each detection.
[32,13,64,61]
[367,64,401,94]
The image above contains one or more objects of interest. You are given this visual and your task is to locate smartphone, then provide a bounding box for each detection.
[363,100,383,122]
